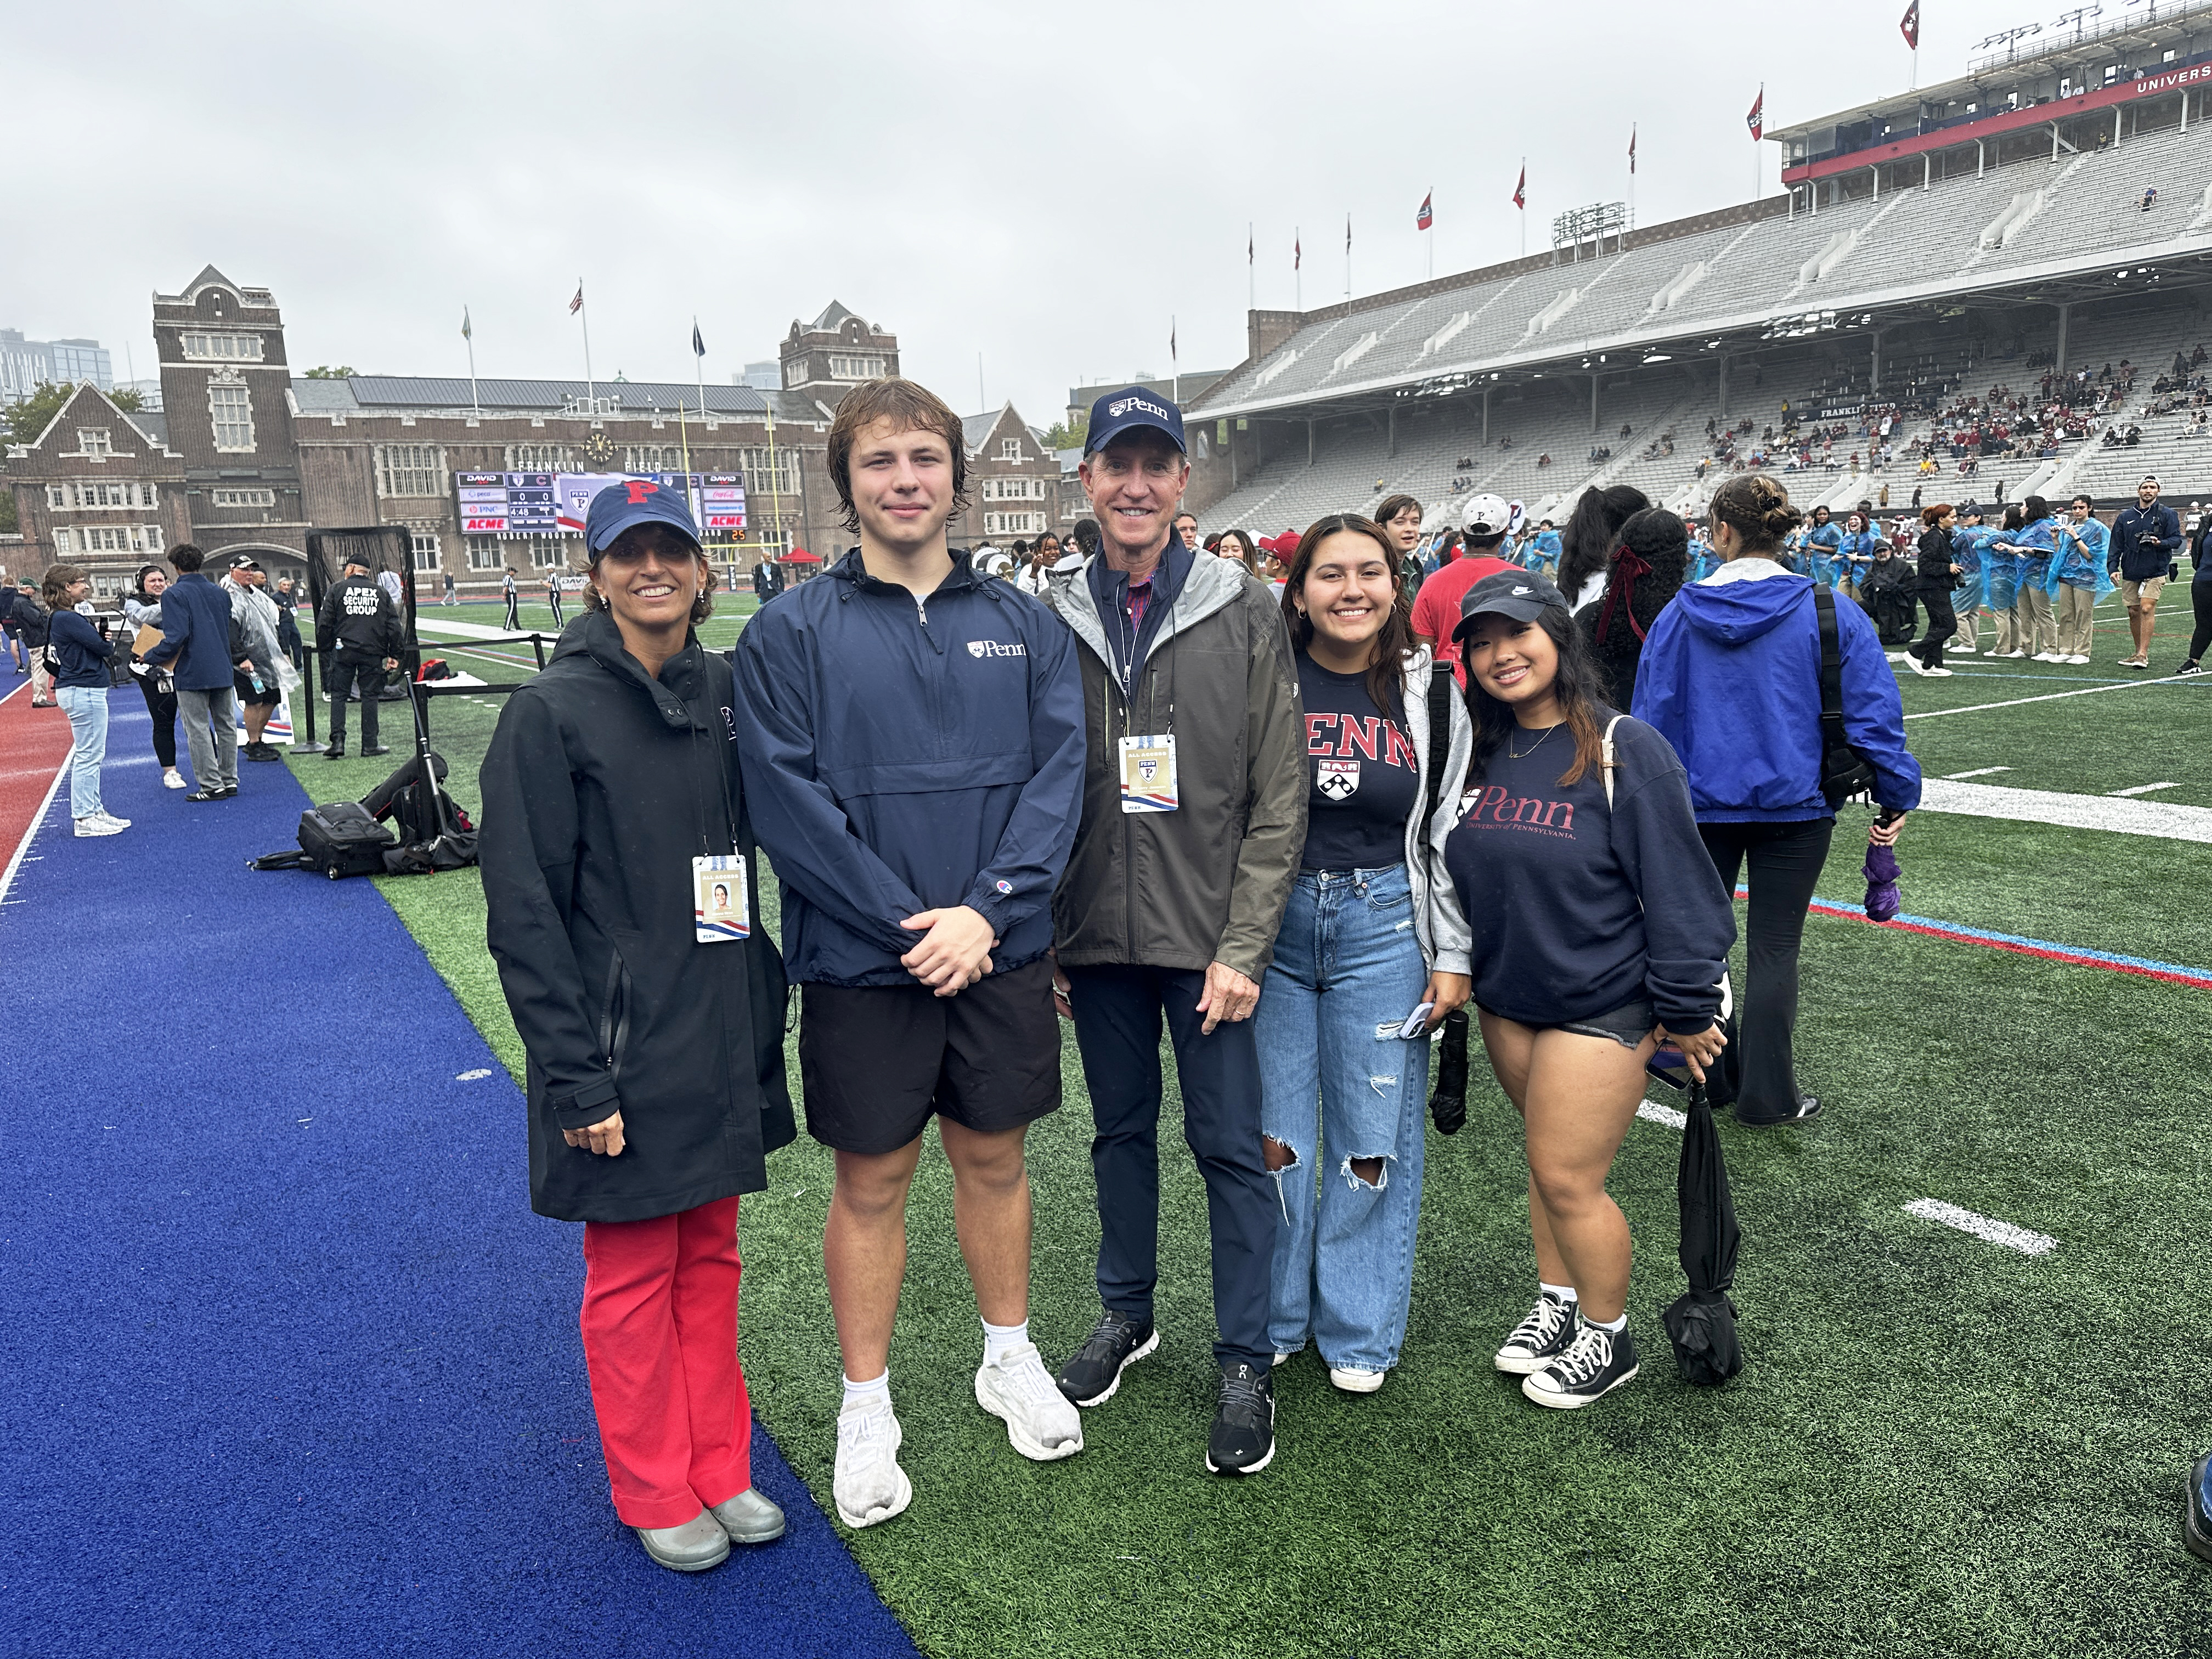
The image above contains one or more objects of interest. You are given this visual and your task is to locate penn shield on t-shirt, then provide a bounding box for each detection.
[1296,655,1418,872]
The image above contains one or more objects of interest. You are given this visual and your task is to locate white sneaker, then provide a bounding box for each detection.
[73,815,124,838]
[1327,1365,1386,1394]
[162,769,187,789]
[1884,651,1913,662]
[974,1342,1083,1462]
[833,1397,912,1528]
[94,811,132,830]
[1906,657,1935,676]
[2031,652,2060,662]
[2066,653,2091,664]
[2002,649,2029,658]
[1923,666,1954,676]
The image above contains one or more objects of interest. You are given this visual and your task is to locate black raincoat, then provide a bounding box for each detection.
[480,608,794,1223]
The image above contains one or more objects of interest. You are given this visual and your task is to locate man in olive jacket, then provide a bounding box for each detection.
[1043,388,1307,1477]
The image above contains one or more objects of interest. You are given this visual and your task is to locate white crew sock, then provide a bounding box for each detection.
[1539,1281,1578,1305]
[841,1368,891,1412]
[982,1317,1030,1366]
[1587,1311,1628,1335]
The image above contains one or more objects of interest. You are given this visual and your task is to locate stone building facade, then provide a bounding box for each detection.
[2,382,188,593]
[957,404,1056,548]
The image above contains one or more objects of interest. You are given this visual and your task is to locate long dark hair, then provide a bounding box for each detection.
[1556,484,1649,604]
[1279,514,1414,716]
[1462,604,1611,788]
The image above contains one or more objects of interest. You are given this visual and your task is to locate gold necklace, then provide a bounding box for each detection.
[1508,723,1561,760]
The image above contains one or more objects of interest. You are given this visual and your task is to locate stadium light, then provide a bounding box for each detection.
[1643,352,1674,364]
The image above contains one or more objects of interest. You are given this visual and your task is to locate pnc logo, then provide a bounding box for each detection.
[967,640,1027,659]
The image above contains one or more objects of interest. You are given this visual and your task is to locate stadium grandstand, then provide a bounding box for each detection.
[1186,0,2212,534]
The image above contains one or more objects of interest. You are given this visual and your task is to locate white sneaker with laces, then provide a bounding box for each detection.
[162,769,187,789]
[974,1342,1083,1462]
[1327,1365,1386,1394]
[94,811,132,830]
[833,1397,913,1528]
[73,815,124,838]
[2066,653,2090,664]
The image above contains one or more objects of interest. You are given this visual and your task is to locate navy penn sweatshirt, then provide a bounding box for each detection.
[1443,711,1736,1034]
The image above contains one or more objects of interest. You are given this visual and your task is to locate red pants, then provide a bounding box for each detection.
[580,1195,752,1528]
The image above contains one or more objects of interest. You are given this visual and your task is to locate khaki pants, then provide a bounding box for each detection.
[1950,605,1981,652]
[2056,585,2097,657]
[2016,588,2057,656]
[1989,603,2021,655]
[29,651,53,702]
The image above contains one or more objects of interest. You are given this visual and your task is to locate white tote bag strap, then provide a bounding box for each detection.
[1601,714,1626,810]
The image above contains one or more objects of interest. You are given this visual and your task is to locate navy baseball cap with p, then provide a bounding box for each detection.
[1085,386,1186,456]
[583,476,702,557]
[1452,571,1567,642]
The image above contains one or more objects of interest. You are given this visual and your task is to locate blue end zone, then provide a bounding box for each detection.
[1,690,915,1657]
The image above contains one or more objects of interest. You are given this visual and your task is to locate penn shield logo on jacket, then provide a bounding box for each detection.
[967,639,1026,659]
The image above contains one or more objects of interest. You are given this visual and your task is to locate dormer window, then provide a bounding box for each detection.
[1000,438,1024,461]
[78,428,111,458]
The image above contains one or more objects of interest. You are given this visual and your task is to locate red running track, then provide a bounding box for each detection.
[0,678,75,900]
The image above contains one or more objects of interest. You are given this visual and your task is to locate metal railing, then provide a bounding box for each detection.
[1968,0,2212,74]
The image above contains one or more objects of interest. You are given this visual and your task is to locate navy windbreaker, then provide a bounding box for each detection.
[732,549,1086,988]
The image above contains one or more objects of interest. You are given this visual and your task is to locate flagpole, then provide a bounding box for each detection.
[464,307,478,416]
[695,315,707,447]
[1248,221,1255,311]
[578,278,595,413]
[1752,88,1762,204]
[1629,126,1637,231]
[1171,315,1179,405]
[1345,213,1352,302]
[1520,160,1527,258]
[1295,228,1302,313]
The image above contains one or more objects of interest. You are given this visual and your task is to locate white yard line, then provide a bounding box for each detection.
[1903,678,2200,720]
[0,761,69,908]
[1902,1198,2056,1256]
[1945,766,2012,779]
[1635,1099,1687,1129]
[2108,781,2182,797]
[1916,779,2212,842]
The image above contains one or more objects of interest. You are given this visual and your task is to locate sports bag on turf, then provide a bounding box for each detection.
[297,801,397,879]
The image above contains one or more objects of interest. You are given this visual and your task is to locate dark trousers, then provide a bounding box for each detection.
[326,654,381,746]
[548,592,565,625]
[503,592,521,630]
[1915,588,1956,669]
[1698,817,1835,1122]
[2189,578,2212,664]
[136,673,178,769]
[1064,963,1274,1370]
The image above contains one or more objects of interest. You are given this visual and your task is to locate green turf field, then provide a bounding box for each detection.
[291,589,2212,1657]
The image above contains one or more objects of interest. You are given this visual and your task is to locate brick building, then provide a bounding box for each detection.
[2,269,907,593]
[958,405,1056,547]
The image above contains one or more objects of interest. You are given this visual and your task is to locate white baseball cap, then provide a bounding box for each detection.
[1460,493,1512,537]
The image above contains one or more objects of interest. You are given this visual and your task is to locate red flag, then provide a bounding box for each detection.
[1746,88,1764,141]
[568,283,584,315]
[1294,233,1301,270]
[1629,126,1638,174]
[1512,165,1526,210]
[1900,0,1919,48]
[1417,190,1434,230]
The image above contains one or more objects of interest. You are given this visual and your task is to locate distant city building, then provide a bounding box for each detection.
[1066,370,1227,430]
[739,360,781,390]
[1,329,115,400]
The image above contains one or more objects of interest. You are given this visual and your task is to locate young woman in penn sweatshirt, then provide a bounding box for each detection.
[1633,473,1921,1127]
[1443,569,1736,1412]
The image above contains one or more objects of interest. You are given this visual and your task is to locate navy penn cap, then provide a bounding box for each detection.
[584,476,702,555]
[1085,387,1186,456]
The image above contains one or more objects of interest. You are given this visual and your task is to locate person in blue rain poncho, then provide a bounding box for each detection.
[1999,496,2061,660]
[2044,494,2112,664]
[1835,512,1883,599]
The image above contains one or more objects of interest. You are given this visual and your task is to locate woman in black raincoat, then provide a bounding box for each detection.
[481,482,794,1574]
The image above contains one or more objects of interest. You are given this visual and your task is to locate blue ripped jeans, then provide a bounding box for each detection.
[1254,863,1431,1372]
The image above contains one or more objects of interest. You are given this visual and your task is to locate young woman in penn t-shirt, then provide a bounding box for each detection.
[1443,570,1736,1410]
[1253,514,1473,1395]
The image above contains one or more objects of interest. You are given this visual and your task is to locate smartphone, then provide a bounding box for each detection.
[1398,1002,1436,1040]
[1645,1045,1692,1091]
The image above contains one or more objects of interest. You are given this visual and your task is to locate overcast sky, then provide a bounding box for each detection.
[15,0,2062,424]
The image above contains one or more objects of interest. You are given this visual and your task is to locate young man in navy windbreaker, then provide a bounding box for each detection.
[732,377,1087,1531]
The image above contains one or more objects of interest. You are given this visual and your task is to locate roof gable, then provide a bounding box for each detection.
[21,381,168,456]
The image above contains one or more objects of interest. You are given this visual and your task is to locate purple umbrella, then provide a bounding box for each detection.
[1864,842,1901,922]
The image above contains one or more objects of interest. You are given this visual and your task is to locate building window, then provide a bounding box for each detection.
[79,526,145,552]
[52,528,72,554]
[504,443,574,472]
[982,511,1048,537]
[179,332,264,362]
[50,480,160,509]
[467,536,504,571]
[828,354,885,381]
[983,477,1045,501]
[736,447,798,495]
[1000,438,1023,461]
[209,487,275,507]
[95,574,125,597]
[411,531,442,572]
[375,443,445,498]
[529,537,572,569]
[78,428,112,458]
[624,444,682,474]
[208,386,255,452]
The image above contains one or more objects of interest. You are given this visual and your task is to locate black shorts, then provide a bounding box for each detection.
[1478,999,1655,1051]
[798,957,1061,1154]
[233,671,280,708]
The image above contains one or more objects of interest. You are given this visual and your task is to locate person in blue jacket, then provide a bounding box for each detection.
[1945,506,1996,654]
[139,543,245,802]
[2000,496,2062,661]
[732,376,1088,1530]
[1836,512,1883,599]
[1634,473,1922,1126]
[2109,473,2183,668]
[1802,504,1844,584]
[2047,495,2109,663]
[42,564,130,838]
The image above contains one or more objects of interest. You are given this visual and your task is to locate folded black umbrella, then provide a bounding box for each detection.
[1662,1080,1744,1386]
[1427,1008,1469,1135]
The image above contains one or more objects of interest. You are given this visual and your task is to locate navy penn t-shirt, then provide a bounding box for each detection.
[1297,655,1419,871]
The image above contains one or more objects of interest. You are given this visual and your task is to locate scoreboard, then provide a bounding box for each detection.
[454,471,747,539]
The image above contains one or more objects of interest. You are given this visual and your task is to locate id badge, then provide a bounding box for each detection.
[692,855,751,943]
[1119,734,1179,814]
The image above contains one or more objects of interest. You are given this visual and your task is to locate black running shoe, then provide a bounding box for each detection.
[1206,1362,1275,1476]
[1054,1308,1158,1407]
[1493,1290,1578,1375]
[2188,1454,2212,1565]
[1521,1316,1639,1410]
[2176,661,2204,678]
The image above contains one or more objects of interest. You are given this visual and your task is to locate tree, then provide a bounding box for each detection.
[1041,414,1088,452]
[110,387,144,413]
[3,381,75,449]
[303,365,356,380]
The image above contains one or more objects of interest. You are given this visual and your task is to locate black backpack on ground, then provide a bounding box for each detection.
[360,752,478,874]
[255,802,396,879]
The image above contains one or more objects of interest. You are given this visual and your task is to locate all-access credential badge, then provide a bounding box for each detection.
[1118,733,1180,814]
[1316,759,1360,802]
[692,855,751,944]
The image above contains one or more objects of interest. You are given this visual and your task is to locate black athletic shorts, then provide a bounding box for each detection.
[798,956,1061,1154]
[1477,999,1656,1051]
[233,670,280,708]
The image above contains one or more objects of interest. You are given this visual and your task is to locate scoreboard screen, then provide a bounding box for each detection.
[454,471,747,539]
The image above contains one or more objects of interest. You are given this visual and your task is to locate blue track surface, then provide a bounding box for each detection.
[1,687,915,1658]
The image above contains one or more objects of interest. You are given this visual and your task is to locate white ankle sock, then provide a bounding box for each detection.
[1539,1281,1578,1305]
[1587,1311,1628,1334]
[982,1318,1029,1365]
[841,1369,890,1412]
